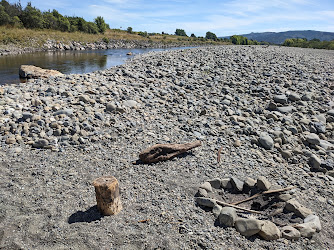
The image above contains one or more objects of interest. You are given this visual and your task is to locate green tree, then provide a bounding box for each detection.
[43,11,57,29]
[127,26,133,33]
[94,16,107,33]
[206,31,217,40]
[10,15,23,27]
[86,21,99,34]
[77,17,87,32]
[0,5,10,25]
[1,0,22,17]
[20,3,43,29]
[138,31,147,37]
[230,35,250,45]
[175,28,187,36]
[190,33,196,38]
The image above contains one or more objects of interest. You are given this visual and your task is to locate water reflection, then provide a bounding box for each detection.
[0,47,194,84]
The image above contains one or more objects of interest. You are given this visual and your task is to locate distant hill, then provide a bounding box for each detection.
[222,30,334,44]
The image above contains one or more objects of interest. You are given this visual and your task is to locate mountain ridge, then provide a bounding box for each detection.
[221,30,334,44]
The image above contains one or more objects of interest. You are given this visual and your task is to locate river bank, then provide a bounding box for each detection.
[0,38,203,56]
[0,27,225,56]
[0,46,333,249]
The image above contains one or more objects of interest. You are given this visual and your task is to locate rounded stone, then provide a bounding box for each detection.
[258,132,274,150]
[199,182,213,192]
[281,226,301,240]
[258,220,281,240]
[234,218,264,237]
[306,133,321,145]
[196,197,216,208]
[218,207,237,227]
[257,176,271,191]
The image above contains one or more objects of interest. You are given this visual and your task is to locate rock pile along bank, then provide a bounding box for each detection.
[0,45,333,249]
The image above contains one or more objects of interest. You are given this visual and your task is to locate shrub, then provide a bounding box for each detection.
[175,29,187,36]
[95,16,107,34]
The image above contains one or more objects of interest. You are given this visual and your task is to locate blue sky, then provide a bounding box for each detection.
[14,0,334,36]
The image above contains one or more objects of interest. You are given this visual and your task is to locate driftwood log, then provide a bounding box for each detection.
[139,141,201,163]
[92,176,122,215]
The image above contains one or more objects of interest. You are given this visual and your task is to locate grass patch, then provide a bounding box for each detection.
[0,26,230,48]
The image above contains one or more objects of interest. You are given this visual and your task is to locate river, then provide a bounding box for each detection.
[0,47,194,85]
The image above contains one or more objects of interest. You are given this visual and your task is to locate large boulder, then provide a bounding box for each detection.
[19,65,63,79]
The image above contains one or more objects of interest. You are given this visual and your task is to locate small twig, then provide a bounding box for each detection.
[214,199,263,214]
[217,146,223,163]
[231,186,295,205]
[138,219,151,223]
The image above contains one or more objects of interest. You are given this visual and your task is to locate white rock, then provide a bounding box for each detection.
[281,226,301,240]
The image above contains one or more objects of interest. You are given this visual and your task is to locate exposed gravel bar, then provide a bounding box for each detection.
[0,45,334,249]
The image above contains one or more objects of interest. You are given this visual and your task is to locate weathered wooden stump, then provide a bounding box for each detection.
[92,176,122,215]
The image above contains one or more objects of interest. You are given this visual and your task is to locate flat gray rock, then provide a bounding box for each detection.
[273,94,287,104]
[277,106,294,114]
[306,133,321,145]
[285,198,312,218]
[308,154,322,169]
[235,218,264,237]
[257,176,271,191]
[230,177,244,192]
[196,197,216,208]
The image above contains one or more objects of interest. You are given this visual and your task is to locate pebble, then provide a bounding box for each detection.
[308,154,322,170]
[32,139,49,149]
[276,106,294,114]
[258,132,274,150]
[306,133,321,145]
[123,100,138,108]
[288,92,301,102]
[273,94,287,104]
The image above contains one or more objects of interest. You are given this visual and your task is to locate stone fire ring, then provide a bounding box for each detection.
[195,176,321,241]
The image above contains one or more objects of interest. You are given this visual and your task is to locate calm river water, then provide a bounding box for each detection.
[0,47,193,85]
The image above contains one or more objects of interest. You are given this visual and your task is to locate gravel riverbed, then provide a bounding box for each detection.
[0,45,333,249]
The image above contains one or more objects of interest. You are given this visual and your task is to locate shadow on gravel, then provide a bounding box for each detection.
[68,206,103,224]
[132,152,195,165]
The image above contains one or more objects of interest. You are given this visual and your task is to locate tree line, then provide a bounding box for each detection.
[0,0,108,34]
[174,29,265,45]
[282,38,334,50]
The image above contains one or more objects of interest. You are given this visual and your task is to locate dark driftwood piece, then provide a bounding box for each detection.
[231,186,295,205]
[92,176,122,215]
[214,199,263,214]
[139,141,201,163]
